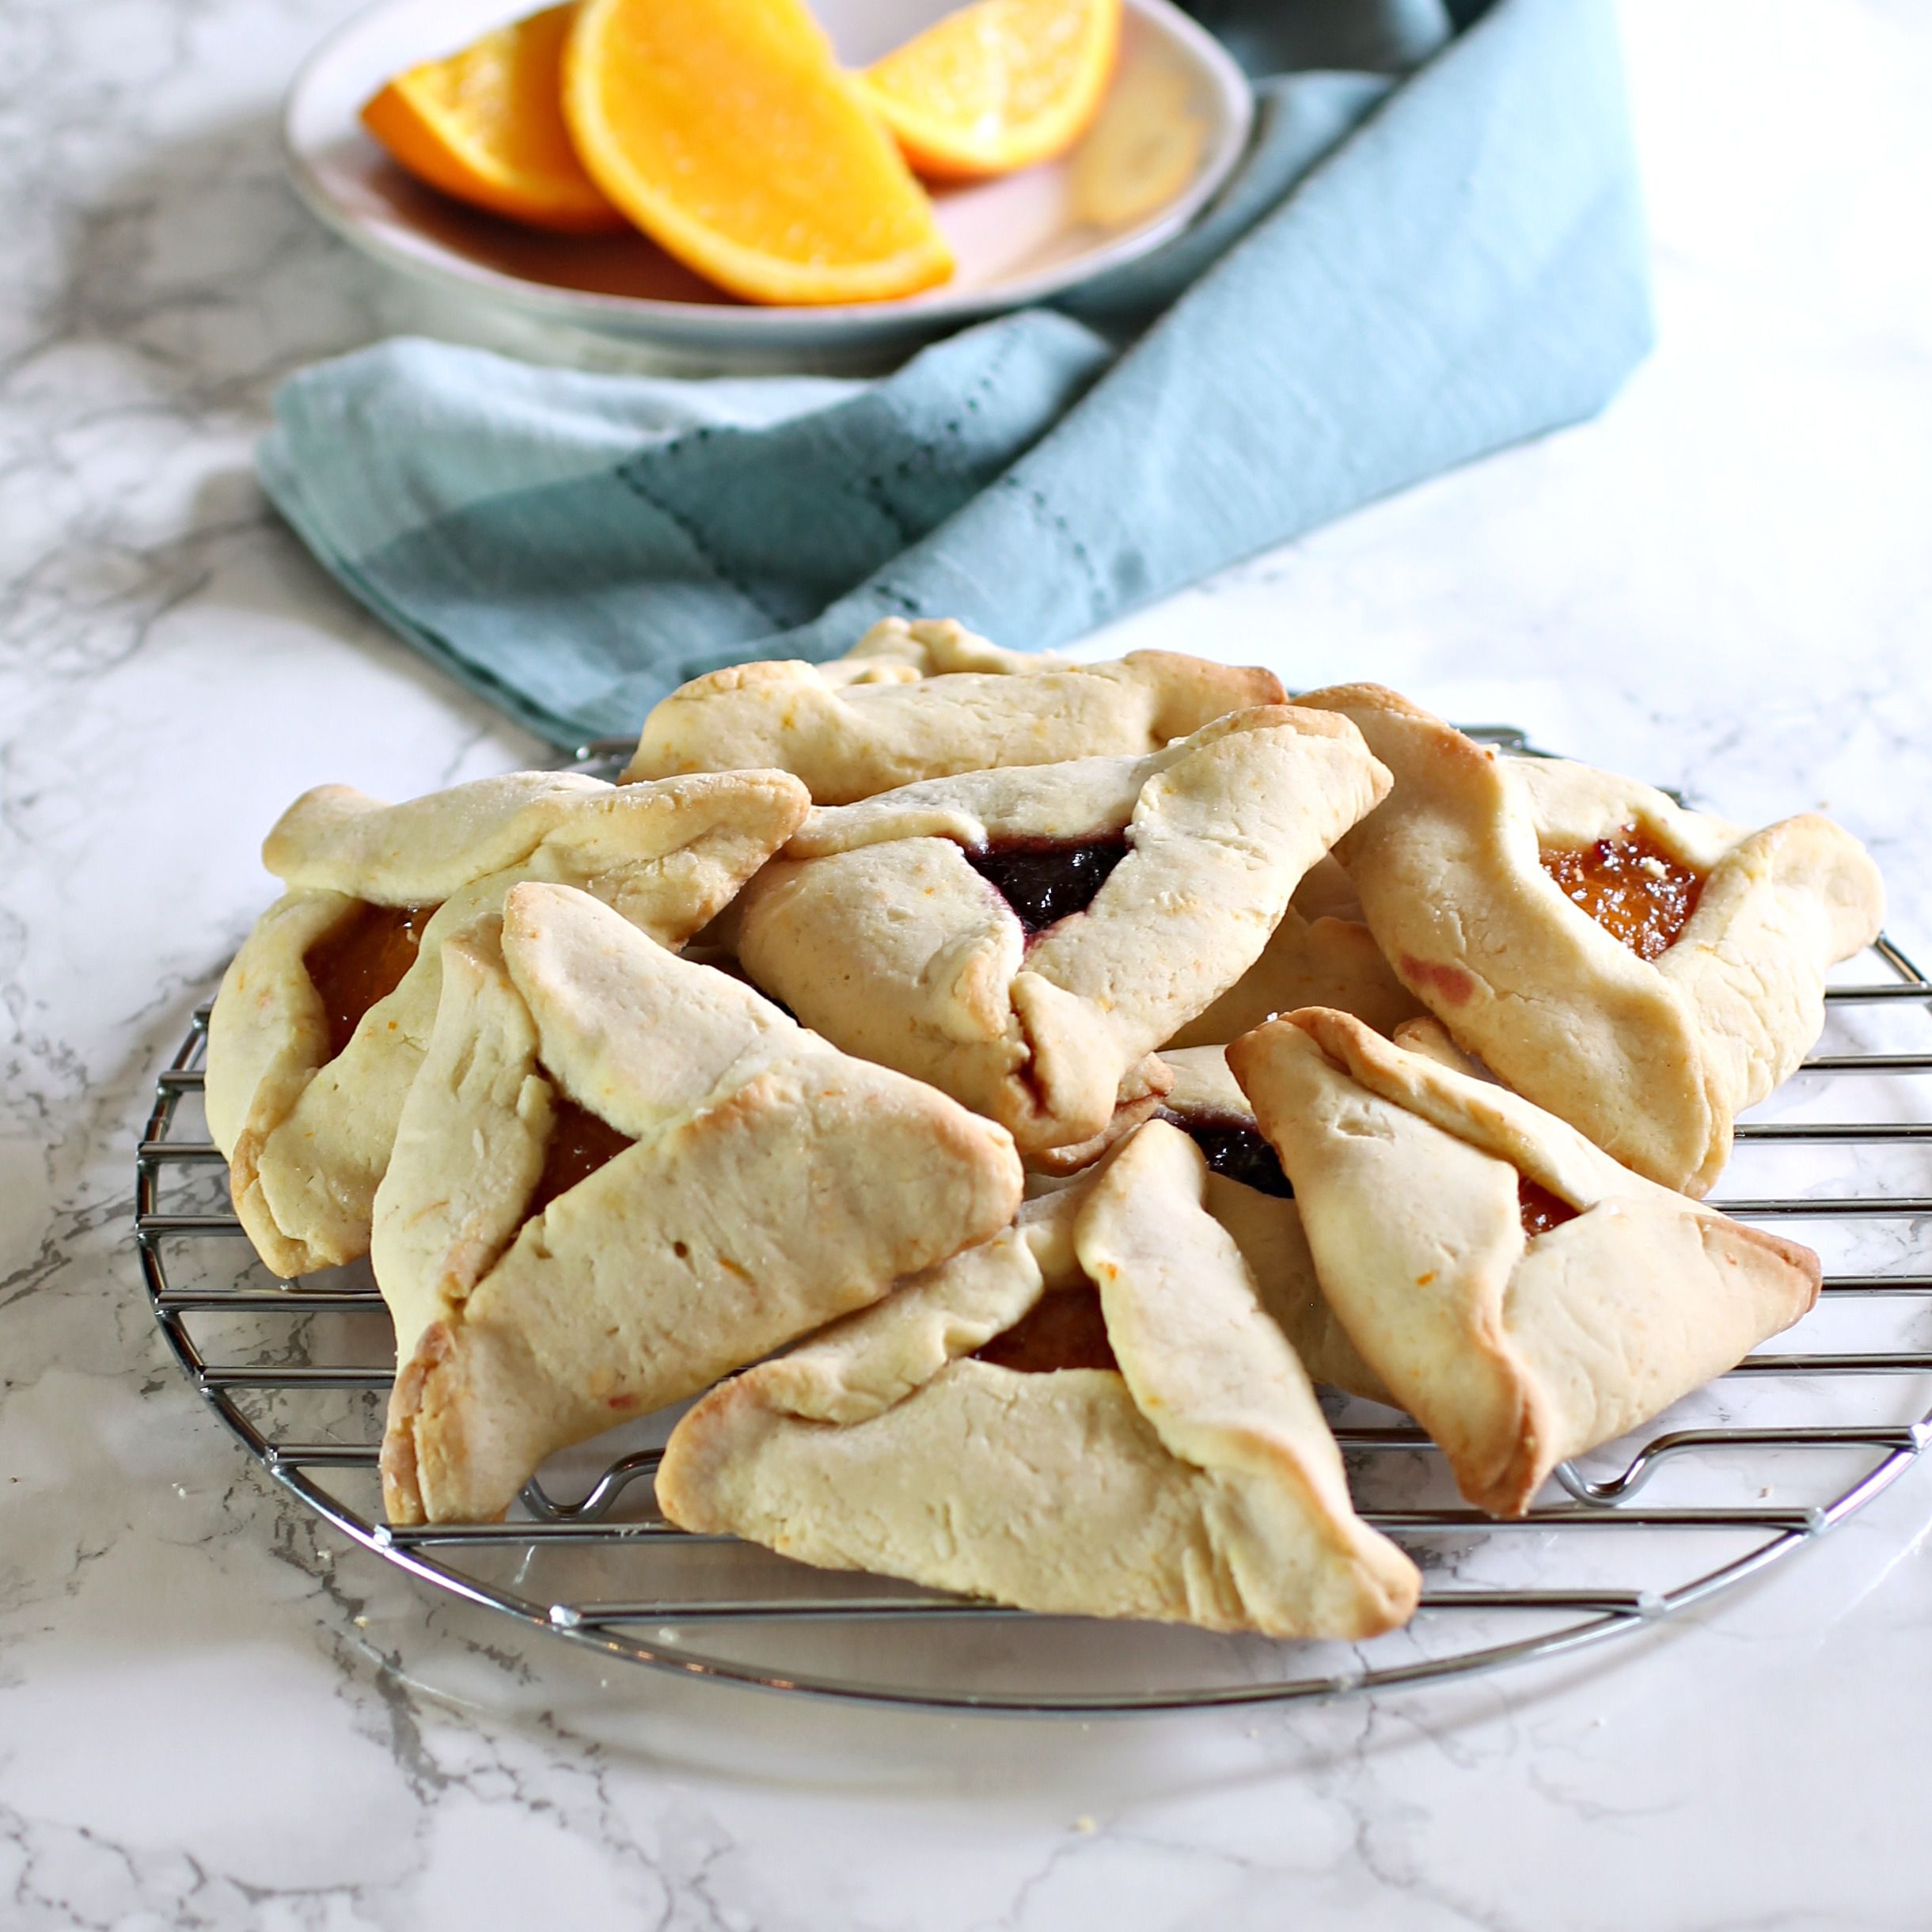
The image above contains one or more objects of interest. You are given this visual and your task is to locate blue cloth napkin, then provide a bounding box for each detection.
[260,0,1651,747]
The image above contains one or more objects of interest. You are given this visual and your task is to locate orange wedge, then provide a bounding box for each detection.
[563,0,955,307]
[361,6,624,234]
[857,0,1122,183]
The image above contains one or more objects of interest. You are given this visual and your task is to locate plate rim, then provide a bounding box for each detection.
[281,0,1256,345]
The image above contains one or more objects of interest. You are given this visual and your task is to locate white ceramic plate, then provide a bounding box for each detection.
[284,0,1254,366]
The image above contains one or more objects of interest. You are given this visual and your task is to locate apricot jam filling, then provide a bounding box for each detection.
[526,1087,636,1218]
[304,901,440,1060]
[1519,1176,1581,1240]
[973,1288,1118,1374]
[966,833,1129,937]
[1156,1108,1294,1199]
[1539,825,1703,962]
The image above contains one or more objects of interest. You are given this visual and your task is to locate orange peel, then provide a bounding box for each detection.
[361,5,624,234]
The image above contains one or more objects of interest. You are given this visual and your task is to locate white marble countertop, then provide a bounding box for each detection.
[5,0,1931,1924]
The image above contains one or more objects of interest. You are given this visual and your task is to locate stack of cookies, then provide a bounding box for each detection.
[207,618,1884,1642]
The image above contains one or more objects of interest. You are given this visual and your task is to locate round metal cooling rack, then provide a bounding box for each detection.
[135,730,1932,1714]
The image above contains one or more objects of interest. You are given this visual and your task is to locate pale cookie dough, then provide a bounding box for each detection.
[1163,1047,1392,1404]
[1228,1008,1822,1519]
[657,1121,1421,1639]
[378,882,1023,1526]
[733,707,1392,1156]
[1163,898,1424,1049]
[624,615,1286,803]
[820,616,1052,681]
[1294,685,1885,1194]
[206,768,808,1277]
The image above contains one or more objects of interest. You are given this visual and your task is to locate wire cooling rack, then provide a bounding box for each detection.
[135,731,1932,1714]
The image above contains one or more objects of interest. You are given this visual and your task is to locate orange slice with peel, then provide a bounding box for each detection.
[857,0,1123,183]
[563,0,955,307]
[361,5,624,235]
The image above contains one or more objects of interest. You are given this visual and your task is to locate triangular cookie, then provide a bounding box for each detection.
[1228,1008,1823,1518]
[658,1119,1420,1638]
[378,882,1023,1525]
[207,769,807,1277]
[625,614,1285,803]
[731,708,1392,1156]
[1295,685,1884,1191]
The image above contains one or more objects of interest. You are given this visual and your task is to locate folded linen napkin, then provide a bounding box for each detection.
[260,0,1650,747]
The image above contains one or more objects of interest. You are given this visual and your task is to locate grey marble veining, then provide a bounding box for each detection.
[3,0,1932,1925]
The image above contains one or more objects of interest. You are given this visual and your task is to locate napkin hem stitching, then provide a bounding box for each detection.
[612,458,791,632]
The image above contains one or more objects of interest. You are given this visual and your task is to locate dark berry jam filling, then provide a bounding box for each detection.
[965,833,1130,937]
[1158,1108,1294,1199]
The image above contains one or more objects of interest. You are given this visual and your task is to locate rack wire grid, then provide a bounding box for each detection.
[135,729,1932,1714]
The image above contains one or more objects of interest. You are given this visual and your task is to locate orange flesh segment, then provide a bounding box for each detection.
[1539,824,1705,962]
[859,0,1122,181]
[360,5,624,233]
[564,0,954,306]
